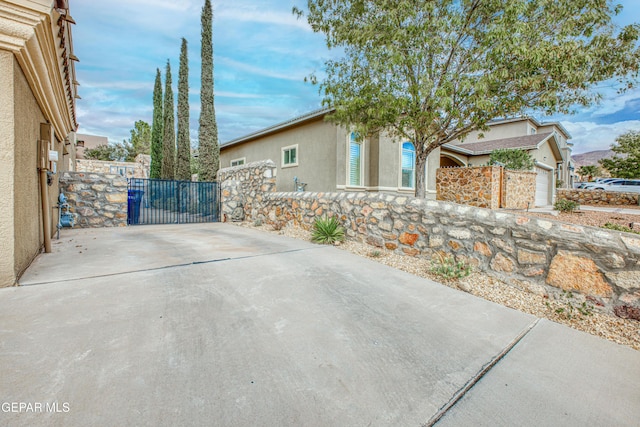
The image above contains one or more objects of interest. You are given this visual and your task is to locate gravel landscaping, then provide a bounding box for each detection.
[526,205,640,231]
[236,219,640,352]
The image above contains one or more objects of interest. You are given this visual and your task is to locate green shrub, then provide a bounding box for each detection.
[489,148,535,170]
[311,216,345,244]
[602,222,640,235]
[430,255,472,280]
[554,199,579,213]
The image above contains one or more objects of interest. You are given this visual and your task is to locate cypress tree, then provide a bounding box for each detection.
[176,38,191,181]
[150,69,163,179]
[161,60,176,179]
[198,0,220,182]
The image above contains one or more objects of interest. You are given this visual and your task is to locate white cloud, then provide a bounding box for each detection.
[216,5,312,31]
[218,56,305,81]
[561,120,640,154]
[582,88,640,117]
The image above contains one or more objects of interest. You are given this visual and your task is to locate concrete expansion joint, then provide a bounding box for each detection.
[424,318,541,427]
[17,247,324,287]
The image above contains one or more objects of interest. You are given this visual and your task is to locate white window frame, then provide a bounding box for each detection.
[281,144,298,168]
[230,157,246,167]
[399,141,416,190]
[346,132,365,188]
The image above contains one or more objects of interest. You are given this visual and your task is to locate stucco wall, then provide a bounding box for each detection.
[462,121,529,143]
[0,51,16,286]
[12,55,49,282]
[220,118,337,192]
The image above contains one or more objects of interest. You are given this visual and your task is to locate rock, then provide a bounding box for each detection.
[604,271,640,291]
[473,242,492,257]
[546,251,612,297]
[490,253,516,273]
[613,305,640,321]
[517,249,546,265]
[457,281,472,293]
[399,232,419,246]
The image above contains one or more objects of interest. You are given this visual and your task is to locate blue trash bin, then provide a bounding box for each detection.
[127,189,144,224]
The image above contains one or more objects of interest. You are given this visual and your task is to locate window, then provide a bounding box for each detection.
[282,145,298,167]
[401,142,415,188]
[529,126,537,135]
[230,158,245,167]
[348,132,363,186]
[109,165,133,176]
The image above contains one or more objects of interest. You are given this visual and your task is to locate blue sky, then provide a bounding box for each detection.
[72,0,640,154]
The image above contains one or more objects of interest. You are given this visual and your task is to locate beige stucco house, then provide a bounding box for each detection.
[0,0,79,286]
[220,110,571,207]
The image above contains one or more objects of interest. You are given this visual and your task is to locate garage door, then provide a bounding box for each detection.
[535,167,551,206]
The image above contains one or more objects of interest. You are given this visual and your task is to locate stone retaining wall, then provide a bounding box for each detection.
[219,163,640,320]
[75,154,150,179]
[59,172,128,228]
[558,189,639,206]
[436,166,535,209]
[263,192,639,319]
[218,160,277,221]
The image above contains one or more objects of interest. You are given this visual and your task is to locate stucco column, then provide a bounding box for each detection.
[0,51,16,286]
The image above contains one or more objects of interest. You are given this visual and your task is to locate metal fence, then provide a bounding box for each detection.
[127,178,219,225]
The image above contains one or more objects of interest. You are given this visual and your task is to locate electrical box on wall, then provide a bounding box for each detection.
[39,123,56,172]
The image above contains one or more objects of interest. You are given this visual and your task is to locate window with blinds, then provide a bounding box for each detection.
[349,132,362,186]
[401,142,415,188]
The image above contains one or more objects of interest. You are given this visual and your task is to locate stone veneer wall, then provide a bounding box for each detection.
[59,172,128,228]
[558,189,639,206]
[218,160,277,222]
[437,166,501,209]
[219,163,639,320]
[503,170,536,209]
[437,166,536,210]
[75,154,150,179]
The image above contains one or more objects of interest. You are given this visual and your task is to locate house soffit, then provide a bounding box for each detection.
[0,0,78,138]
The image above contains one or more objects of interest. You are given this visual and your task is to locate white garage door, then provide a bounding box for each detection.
[535,167,551,206]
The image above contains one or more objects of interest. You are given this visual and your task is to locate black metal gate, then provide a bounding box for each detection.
[127,178,219,225]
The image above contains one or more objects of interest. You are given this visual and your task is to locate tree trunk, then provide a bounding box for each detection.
[415,151,428,199]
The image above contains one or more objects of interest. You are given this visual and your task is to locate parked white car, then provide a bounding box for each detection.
[586,179,640,193]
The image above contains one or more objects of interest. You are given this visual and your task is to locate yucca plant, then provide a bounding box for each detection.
[311,216,345,244]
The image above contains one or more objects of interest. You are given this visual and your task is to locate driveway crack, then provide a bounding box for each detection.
[18,247,322,286]
[424,318,541,427]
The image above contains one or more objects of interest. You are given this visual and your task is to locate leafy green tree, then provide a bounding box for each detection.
[600,131,640,178]
[161,60,176,179]
[129,120,152,159]
[577,165,601,181]
[198,0,220,182]
[295,0,640,197]
[176,38,192,181]
[84,142,131,162]
[489,148,534,171]
[150,69,164,178]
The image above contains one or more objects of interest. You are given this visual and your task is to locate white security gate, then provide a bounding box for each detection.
[535,167,551,206]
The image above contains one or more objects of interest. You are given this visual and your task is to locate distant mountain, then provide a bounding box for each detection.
[572,150,614,168]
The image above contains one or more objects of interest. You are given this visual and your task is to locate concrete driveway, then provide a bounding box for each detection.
[1,223,639,426]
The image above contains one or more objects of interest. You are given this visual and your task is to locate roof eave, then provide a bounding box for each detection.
[221,107,334,149]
